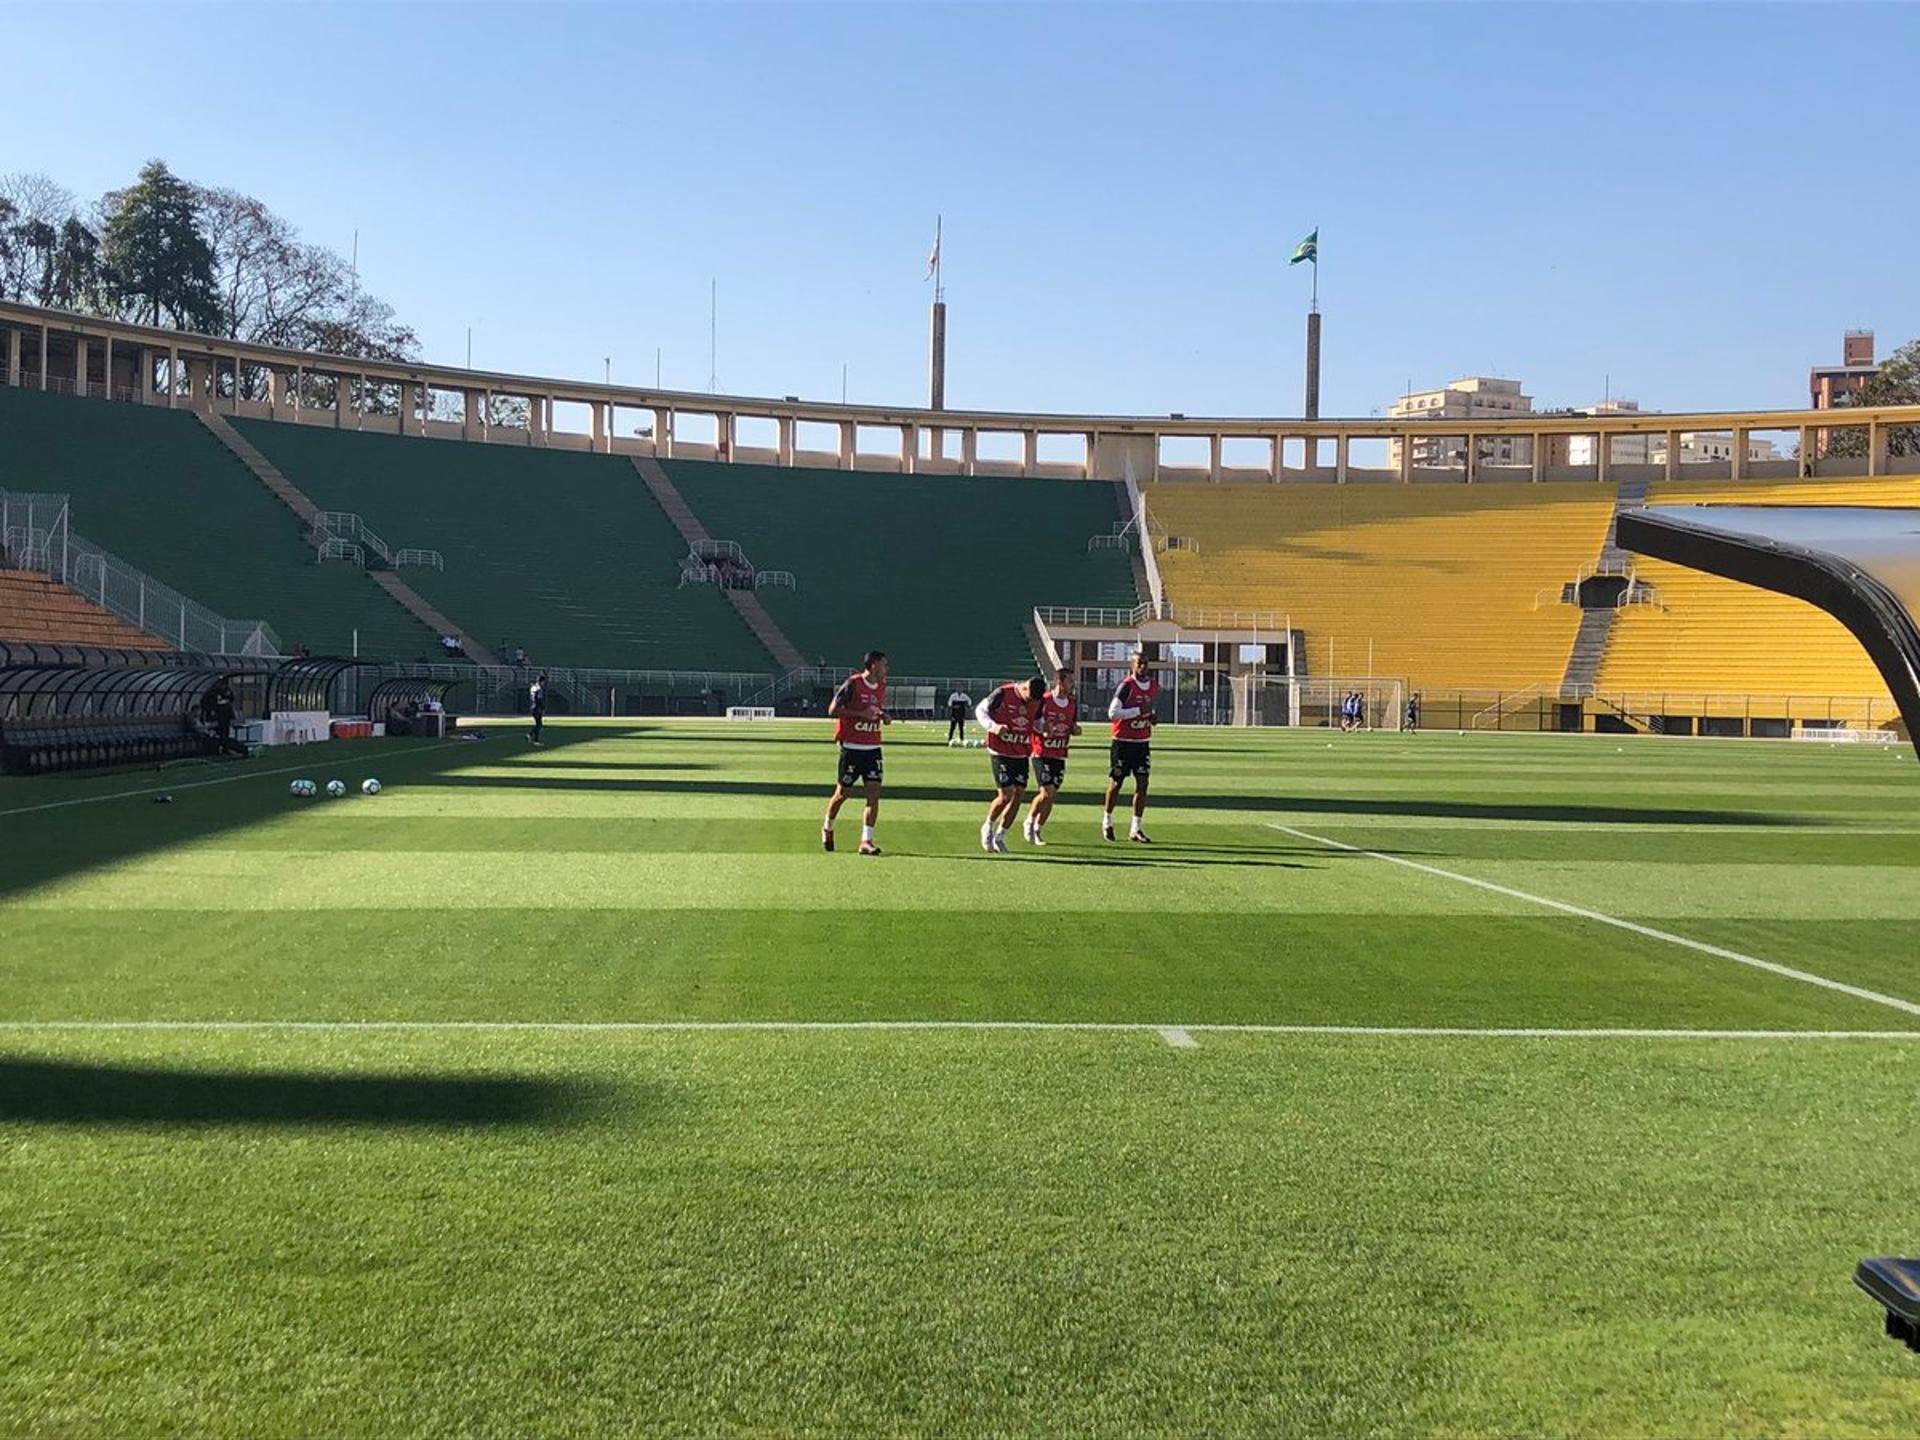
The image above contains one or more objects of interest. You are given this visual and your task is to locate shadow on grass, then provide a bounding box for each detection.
[0,1057,613,1129]
[418,772,1807,828]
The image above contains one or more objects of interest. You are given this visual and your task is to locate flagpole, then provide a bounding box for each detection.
[928,215,947,418]
[1303,223,1321,421]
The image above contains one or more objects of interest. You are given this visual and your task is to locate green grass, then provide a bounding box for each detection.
[3,722,1920,1436]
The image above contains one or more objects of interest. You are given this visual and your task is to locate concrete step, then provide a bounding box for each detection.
[197,411,320,525]
[630,455,807,670]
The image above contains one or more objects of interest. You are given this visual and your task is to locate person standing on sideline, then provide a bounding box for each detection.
[529,672,548,745]
[947,687,973,745]
[1022,667,1081,846]
[1406,692,1420,732]
[823,650,890,856]
[1103,650,1159,843]
[975,676,1044,852]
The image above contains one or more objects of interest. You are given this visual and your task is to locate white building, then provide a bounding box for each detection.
[1387,376,1533,468]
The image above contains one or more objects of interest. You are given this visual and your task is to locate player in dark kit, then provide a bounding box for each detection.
[823,650,890,855]
[529,672,548,745]
[1022,667,1080,846]
[1103,650,1159,842]
[975,676,1044,853]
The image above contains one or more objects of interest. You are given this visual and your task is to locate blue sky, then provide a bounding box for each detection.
[9,2,1915,419]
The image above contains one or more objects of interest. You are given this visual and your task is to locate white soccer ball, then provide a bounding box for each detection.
[325,779,347,798]
[290,779,316,798]
[361,778,382,795]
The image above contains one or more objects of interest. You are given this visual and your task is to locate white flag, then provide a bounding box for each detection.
[925,223,941,281]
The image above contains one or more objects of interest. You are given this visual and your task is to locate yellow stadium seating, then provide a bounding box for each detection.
[1146,483,1614,691]
[1596,476,1920,709]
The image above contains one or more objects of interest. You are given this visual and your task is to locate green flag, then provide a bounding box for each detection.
[1290,230,1318,266]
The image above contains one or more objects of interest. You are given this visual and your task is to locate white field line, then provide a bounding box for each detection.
[0,740,473,818]
[1266,821,1920,1018]
[1158,1026,1199,1048]
[0,1019,1917,1040]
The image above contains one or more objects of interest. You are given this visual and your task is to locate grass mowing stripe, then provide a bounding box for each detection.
[0,739,473,818]
[1267,820,1920,1018]
[4,1019,1920,1040]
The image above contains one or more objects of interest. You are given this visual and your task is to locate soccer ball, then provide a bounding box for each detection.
[325,779,347,798]
[361,778,382,795]
[290,779,316,798]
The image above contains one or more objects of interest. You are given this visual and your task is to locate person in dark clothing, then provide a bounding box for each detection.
[529,672,549,745]
[946,688,972,744]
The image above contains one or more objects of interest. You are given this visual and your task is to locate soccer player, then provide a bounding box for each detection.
[1022,667,1080,846]
[1103,650,1159,843]
[823,650,890,856]
[975,676,1044,853]
[529,672,548,745]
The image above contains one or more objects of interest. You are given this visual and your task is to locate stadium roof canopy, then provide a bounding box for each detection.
[1618,505,1920,756]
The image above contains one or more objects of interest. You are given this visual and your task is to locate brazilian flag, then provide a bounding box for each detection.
[1290,230,1318,266]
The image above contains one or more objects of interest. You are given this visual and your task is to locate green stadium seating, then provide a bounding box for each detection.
[665,461,1141,678]
[232,421,769,672]
[0,387,431,658]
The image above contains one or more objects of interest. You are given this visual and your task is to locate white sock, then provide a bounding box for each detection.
[861,824,874,843]
[823,817,834,832]
[1130,816,1143,834]
[992,824,1005,840]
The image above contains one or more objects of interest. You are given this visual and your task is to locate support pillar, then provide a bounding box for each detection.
[74,336,87,395]
[591,400,606,452]
[838,420,854,470]
[231,356,243,415]
[1799,425,1816,476]
[1869,422,1888,477]
[1207,434,1222,483]
[334,373,348,428]
[5,325,19,386]
[1398,433,1412,484]
[1026,430,1041,477]
[901,423,918,474]
[1665,430,1681,482]
[1336,434,1350,484]
[1464,433,1477,484]
[1530,433,1544,482]
[463,389,480,440]
[657,408,673,458]
[1595,431,1611,485]
[962,428,978,477]
[104,336,114,399]
[1729,426,1746,482]
[777,415,795,466]
[38,324,48,391]
[266,366,279,416]
[167,345,178,407]
[716,412,733,461]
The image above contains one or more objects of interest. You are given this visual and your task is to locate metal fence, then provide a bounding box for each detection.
[0,490,281,656]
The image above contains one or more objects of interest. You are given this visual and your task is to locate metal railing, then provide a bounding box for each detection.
[392,547,445,571]
[0,489,281,656]
[314,511,393,565]
[754,570,797,590]
[316,537,365,567]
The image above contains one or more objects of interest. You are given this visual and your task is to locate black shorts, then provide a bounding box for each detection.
[1033,755,1067,790]
[990,752,1031,790]
[1109,740,1151,781]
[837,746,883,787]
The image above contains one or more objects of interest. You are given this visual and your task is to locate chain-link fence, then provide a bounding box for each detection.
[1,489,280,656]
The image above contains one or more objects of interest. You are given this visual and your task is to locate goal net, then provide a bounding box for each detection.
[1245,676,1406,731]
[1793,725,1901,745]
[725,706,776,721]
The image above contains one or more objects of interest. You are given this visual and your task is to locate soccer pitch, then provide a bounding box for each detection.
[4,718,1920,1436]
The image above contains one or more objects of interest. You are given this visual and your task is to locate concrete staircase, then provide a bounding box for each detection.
[1116,480,1153,606]
[630,455,808,671]
[197,411,320,525]
[1557,476,1652,695]
[197,410,499,666]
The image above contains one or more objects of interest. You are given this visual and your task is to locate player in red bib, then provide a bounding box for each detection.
[1021,667,1080,846]
[1104,650,1159,842]
[823,649,889,856]
[974,676,1044,853]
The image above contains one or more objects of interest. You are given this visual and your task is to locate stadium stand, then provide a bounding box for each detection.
[231,420,772,673]
[1146,482,1614,691]
[0,386,431,658]
[664,461,1141,677]
[1596,476,1920,705]
[0,569,169,650]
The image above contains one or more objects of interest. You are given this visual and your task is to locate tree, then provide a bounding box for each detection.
[99,160,220,330]
[0,172,76,301]
[1825,338,1920,460]
[46,217,101,311]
